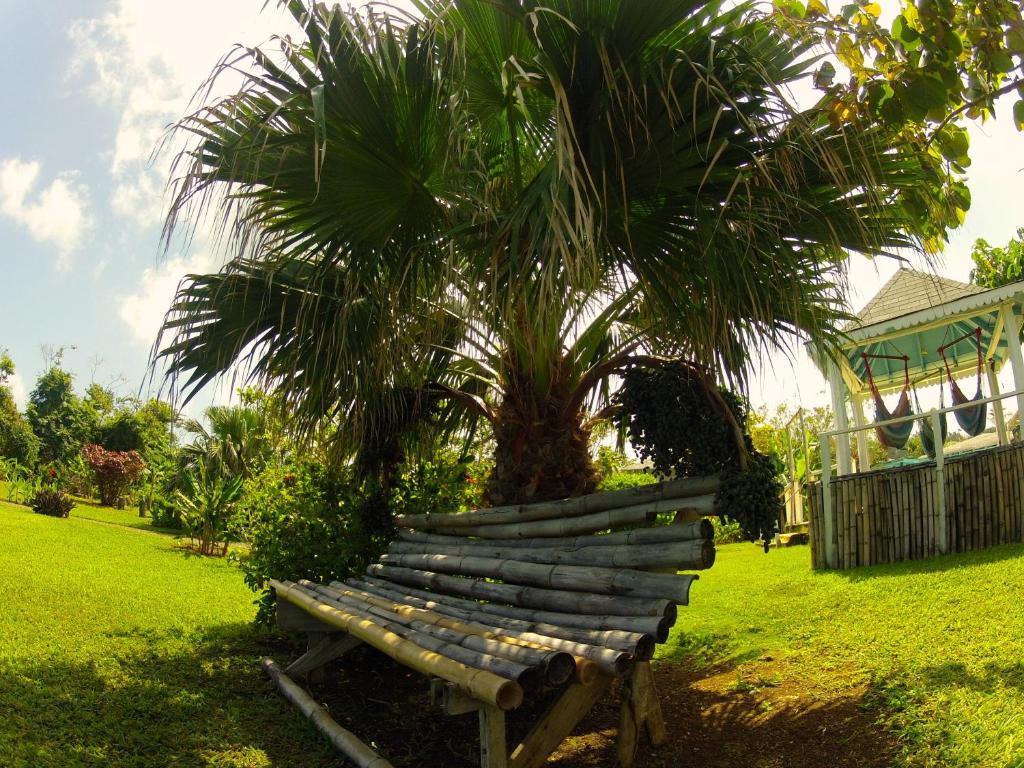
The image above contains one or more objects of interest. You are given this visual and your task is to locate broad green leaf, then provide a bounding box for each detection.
[892,15,921,48]
[1013,100,1024,131]
[991,50,1016,74]
[905,74,947,113]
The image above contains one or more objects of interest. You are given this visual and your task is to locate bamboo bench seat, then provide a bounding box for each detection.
[269,476,719,768]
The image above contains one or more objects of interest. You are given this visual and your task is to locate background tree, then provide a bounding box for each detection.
[0,352,39,467]
[25,367,96,465]
[969,227,1024,288]
[158,0,956,504]
[180,405,272,481]
[776,1,1023,245]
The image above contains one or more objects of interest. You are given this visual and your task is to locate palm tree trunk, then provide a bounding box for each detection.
[485,392,598,506]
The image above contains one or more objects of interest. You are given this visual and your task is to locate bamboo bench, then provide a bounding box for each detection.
[268,476,719,768]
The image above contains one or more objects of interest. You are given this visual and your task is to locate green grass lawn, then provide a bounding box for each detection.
[0,500,344,768]
[3,495,1023,768]
[669,542,1024,768]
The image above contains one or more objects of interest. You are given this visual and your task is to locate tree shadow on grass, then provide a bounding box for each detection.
[0,623,348,768]
[831,541,1024,582]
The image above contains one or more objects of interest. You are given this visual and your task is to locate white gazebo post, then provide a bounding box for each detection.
[987,361,1008,445]
[851,393,871,472]
[825,357,852,476]
[999,303,1024,424]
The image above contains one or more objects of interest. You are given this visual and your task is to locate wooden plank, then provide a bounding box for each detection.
[509,674,613,768]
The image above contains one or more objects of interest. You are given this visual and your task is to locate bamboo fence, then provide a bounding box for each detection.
[808,443,1024,569]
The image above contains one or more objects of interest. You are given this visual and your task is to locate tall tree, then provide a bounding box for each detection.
[158,0,955,503]
[25,367,96,465]
[0,352,39,467]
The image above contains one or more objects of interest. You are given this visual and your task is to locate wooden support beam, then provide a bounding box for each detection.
[479,705,508,768]
[617,662,667,767]
[509,674,613,768]
[285,633,363,678]
[278,598,335,633]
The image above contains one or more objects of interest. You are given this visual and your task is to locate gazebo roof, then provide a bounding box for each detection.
[813,269,1024,396]
[845,269,984,330]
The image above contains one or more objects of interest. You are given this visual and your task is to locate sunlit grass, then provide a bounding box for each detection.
[669,542,1024,768]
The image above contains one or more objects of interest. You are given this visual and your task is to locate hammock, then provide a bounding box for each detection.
[938,327,988,437]
[913,385,947,459]
[862,352,914,449]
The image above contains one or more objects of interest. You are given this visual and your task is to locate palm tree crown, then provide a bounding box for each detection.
[158,0,948,502]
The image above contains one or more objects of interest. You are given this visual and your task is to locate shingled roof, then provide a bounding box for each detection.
[847,268,985,330]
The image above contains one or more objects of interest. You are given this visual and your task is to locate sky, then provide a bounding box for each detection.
[0,0,1022,422]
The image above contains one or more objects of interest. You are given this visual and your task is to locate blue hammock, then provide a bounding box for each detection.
[914,387,947,459]
[863,353,914,449]
[939,328,988,438]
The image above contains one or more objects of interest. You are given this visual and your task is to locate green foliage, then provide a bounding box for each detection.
[26,367,97,465]
[181,405,272,481]
[389,454,478,519]
[594,446,630,479]
[237,461,381,624]
[30,488,74,518]
[615,362,781,544]
[175,459,243,557]
[598,471,658,491]
[776,0,1024,252]
[969,226,1024,288]
[711,517,745,544]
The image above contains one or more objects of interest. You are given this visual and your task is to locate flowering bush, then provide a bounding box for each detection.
[82,443,145,507]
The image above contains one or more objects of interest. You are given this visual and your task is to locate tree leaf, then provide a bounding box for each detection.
[905,74,947,113]
[1013,100,1024,131]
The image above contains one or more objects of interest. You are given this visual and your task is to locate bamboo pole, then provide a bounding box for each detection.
[425,497,715,539]
[394,476,721,529]
[376,554,695,604]
[313,581,630,677]
[301,585,548,689]
[397,518,713,550]
[263,658,394,768]
[348,577,656,659]
[365,564,677,618]
[272,580,523,710]
[355,577,670,641]
[388,538,715,571]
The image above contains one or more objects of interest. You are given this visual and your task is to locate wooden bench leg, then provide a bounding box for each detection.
[616,661,666,767]
[479,705,507,768]
[509,673,613,768]
[286,632,363,679]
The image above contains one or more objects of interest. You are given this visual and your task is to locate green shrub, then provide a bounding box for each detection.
[711,517,744,544]
[148,496,183,530]
[238,462,381,624]
[175,460,242,556]
[30,488,74,518]
[598,470,657,491]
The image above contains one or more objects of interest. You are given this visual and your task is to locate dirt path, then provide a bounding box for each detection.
[313,648,897,767]
[551,657,897,768]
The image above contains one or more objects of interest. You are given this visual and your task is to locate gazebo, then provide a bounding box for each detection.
[805,269,1024,570]
[812,268,1024,475]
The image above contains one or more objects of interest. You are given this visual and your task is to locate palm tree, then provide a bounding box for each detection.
[157,0,950,504]
[180,405,271,480]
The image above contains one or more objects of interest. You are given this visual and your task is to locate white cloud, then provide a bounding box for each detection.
[8,372,27,410]
[67,0,300,234]
[117,252,216,347]
[0,158,91,270]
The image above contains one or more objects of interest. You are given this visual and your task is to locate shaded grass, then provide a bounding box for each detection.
[666,542,1024,768]
[0,501,342,768]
